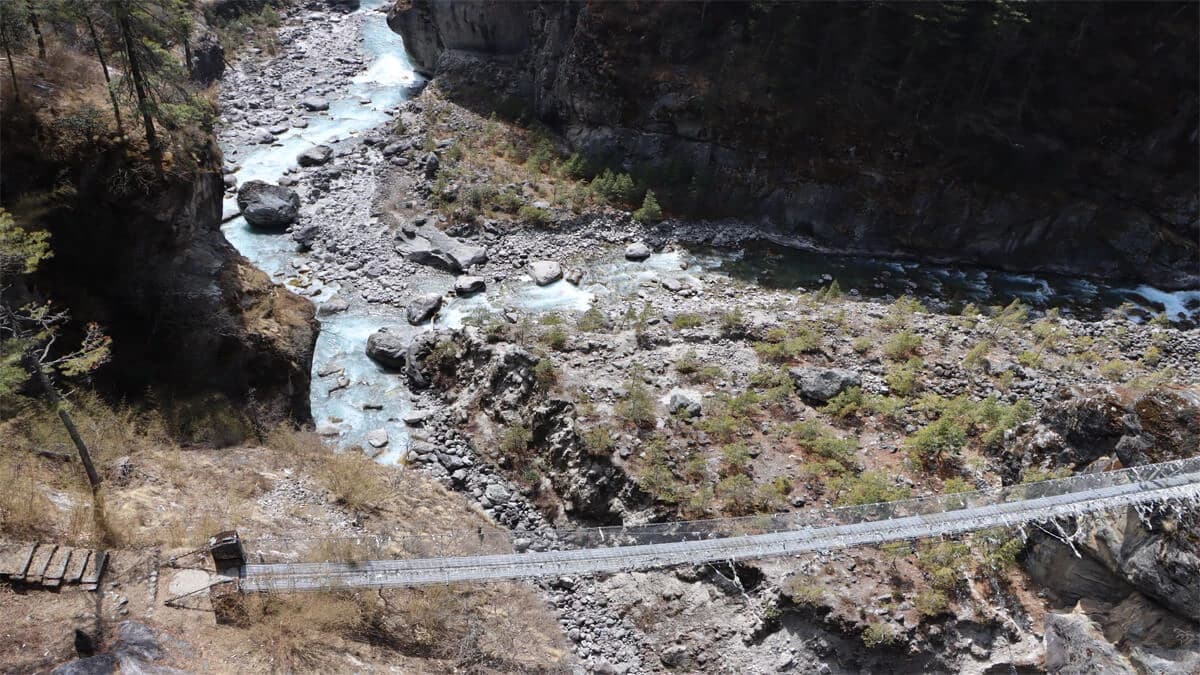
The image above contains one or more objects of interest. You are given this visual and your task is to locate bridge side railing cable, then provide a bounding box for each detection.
[239,457,1200,563]
[236,476,1200,592]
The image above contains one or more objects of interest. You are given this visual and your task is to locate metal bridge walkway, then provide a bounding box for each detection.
[237,457,1200,592]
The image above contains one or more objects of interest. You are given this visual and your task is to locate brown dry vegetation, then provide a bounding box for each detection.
[0,394,570,673]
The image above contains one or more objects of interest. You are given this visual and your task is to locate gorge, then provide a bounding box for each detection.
[1,1,1198,673]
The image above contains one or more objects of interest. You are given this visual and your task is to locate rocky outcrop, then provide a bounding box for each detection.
[1044,609,1137,675]
[395,221,488,273]
[389,1,1199,288]
[188,24,225,83]
[1014,387,1200,669]
[1,128,316,424]
[418,327,655,522]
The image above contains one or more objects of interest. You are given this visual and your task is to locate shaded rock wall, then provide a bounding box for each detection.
[1,133,317,425]
[390,0,1199,288]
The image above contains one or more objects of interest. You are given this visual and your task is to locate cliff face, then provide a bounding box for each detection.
[1,132,318,425]
[390,0,1199,288]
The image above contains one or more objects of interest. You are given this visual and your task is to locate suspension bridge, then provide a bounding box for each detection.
[229,457,1200,593]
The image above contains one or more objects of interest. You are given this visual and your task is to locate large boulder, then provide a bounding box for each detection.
[396,226,488,273]
[328,0,359,12]
[406,293,442,325]
[788,367,861,403]
[1044,610,1137,675]
[365,329,407,369]
[297,145,334,167]
[624,241,652,261]
[454,276,486,295]
[528,260,563,286]
[300,97,329,112]
[666,388,702,418]
[236,180,300,228]
[423,152,440,178]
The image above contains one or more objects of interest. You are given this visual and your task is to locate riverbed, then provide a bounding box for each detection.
[215,1,1199,460]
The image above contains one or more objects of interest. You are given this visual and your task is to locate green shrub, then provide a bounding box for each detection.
[671,313,703,330]
[816,280,843,302]
[532,359,559,389]
[692,365,726,384]
[963,340,990,370]
[542,326,568,351]
[880,296,926,330]
[500,424,532,454]
[577,307,606,332]
[914,589,949,618]
[862,621,900,648]
[517,205,551,226]
[785,578,825,607]
[852,336,873,354]
[862,394,906,422]
[717,474,758,515]
[1142,345,1163,367]
[1017,350,1042,368]
[638,445,680,504]
[753,323,822,363]
[617,379,657,429]
[1100,359,1130,382]
[719,308,746,336]
[883,330,922,361]
[719,443,753,478]
[905,417,967,470]
[581,427,615,456]
[885,358,921,397]
[831,470,911,506]
[821,387,865,420]
[674,350,700,375]
[916,540,971,591]
[943,477,972,494]
[974,528,1025,572]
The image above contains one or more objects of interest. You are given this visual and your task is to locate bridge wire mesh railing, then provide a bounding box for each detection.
[238,456,1200,564]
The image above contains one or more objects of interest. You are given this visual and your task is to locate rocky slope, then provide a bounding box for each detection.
[388,0,1199,289]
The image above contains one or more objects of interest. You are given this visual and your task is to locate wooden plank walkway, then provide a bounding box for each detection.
[0,542,106,591]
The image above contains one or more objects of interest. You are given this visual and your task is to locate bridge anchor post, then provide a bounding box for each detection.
[208,530,248,625]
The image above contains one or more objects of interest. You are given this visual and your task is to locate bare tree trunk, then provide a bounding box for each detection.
[119,14,160,161]
[86,14,124,135]
[24,0,44,59]
[3,40,18,104]
[23,356,102,492]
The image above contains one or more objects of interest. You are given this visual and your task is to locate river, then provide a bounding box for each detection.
[216,1,1199,461]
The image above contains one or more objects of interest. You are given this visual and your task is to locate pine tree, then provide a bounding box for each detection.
[634,189,663,223]
[0,2,31,104]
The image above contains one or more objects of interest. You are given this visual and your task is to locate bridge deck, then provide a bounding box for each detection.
[238,461,1200,592]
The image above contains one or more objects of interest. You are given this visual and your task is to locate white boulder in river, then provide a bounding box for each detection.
[625,241,653,261]
[528,261,563,286]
